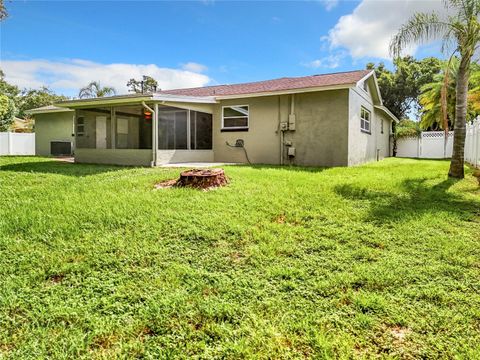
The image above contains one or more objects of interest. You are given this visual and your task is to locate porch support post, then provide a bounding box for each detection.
[142,102,157,167]
[111,107,116,149]
[153,103,159,166]
[187,109,191,150]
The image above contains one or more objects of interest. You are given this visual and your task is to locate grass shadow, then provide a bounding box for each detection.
[231,163,329,174]
[334,177,480,223]
[0,160,129,177]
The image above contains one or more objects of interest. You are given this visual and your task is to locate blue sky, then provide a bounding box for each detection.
[1,0,446,97]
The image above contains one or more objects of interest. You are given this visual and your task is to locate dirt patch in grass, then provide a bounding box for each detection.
[473,169,480,186]
[390,326,411,343]
[46,273,65,284]
[154,179,177,189]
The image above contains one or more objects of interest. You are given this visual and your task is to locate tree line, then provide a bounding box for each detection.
[368,56,480,132]
[0,74,159,131]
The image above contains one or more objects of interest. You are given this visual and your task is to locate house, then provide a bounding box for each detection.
[25,105,75,156]
[10,117,33,133]
[29,70,398,166]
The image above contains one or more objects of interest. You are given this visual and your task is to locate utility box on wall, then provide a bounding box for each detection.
[288,114,296,131]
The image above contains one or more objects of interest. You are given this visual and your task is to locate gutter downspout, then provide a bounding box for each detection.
[142,101,157,167]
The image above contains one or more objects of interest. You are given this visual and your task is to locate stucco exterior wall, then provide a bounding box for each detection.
[347,86,391,166]
[213,90,349,166]
[375,111,392,160]
[213,95,281,164]
[285,90,349,167]
[34,111,75,156]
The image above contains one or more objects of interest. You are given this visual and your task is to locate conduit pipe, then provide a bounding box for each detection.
[278,96,283,165]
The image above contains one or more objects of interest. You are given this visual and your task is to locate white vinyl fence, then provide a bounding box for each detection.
[396,118,479,168]
[465,119,479,168]
[396,131,454,159]
[0,132,35,156]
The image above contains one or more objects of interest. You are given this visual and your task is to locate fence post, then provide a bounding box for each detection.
[418,132,422,158]
[7,132,13,155]
[475,119,479,168]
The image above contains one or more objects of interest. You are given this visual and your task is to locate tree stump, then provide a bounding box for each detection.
[175,168,228,189]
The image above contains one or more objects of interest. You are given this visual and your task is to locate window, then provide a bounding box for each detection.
[381,118,384,134]
[360,107,371,133]
[76,116,85,136]
[363,81,368,92]
[222,105,249,130]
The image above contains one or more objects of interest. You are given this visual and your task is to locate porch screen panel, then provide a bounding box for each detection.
[113,105,146,149]
[190,111,212,150]
[75,108,111,149]
[158,110,188,150]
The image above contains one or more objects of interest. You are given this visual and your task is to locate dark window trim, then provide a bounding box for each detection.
[221,128,249,132]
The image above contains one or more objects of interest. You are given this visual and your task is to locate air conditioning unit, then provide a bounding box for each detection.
[50,141,72,156]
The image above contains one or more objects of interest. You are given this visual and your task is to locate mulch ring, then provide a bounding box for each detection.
[154,168,229,191]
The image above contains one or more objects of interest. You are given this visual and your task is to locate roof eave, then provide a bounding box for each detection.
[213,83,355,100]
[374,105,399,123]
[356,70,383,106]
[25,108,74,115]
[56,95,154,108]
[152,94,218,104]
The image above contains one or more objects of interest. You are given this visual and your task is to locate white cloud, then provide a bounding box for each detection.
[321,0,339,11]
[181,62,208,73]
[302,53,343,69]
[0,58,211,96]
[327,0,447,59]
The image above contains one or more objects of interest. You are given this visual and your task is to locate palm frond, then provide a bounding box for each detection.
[390,12,451,58]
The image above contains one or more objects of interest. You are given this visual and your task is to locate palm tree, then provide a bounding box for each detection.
[78,81,116,99]
[419,60,458,131]
[390,0,480,178]
[468,68,480,112]
[419,60,480,130]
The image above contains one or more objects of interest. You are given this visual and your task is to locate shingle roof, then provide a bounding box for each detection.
[157,70,371,97]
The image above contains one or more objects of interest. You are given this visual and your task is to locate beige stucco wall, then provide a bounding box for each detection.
[347,85,392,166]
[34,111,75,156]
[213,90,349,166]
[213,95,281,164]
[75,149,152,166]
[375,111,392,160]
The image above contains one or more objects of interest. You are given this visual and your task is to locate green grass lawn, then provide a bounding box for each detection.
[0,157,479,359]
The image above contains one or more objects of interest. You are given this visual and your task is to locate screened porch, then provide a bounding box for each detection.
[74,103,213,166]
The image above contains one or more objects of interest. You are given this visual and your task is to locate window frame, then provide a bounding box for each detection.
[221,105,249,131]
[380,118,384,134]
[360,107,371,134]
[76,116,85,137]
